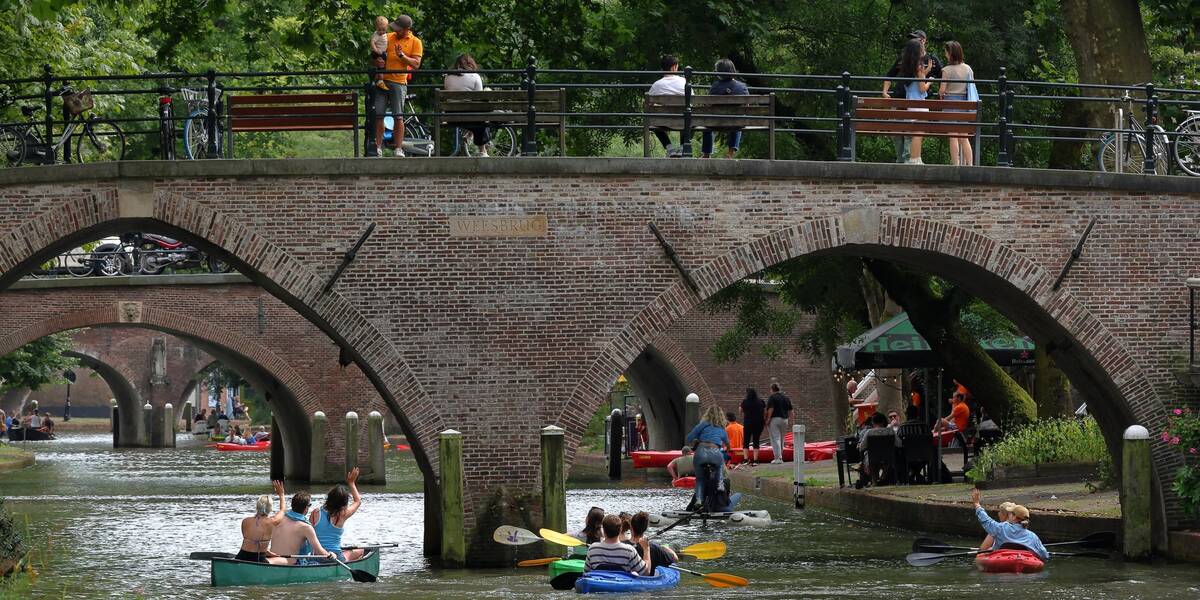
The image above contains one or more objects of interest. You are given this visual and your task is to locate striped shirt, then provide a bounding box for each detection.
[584,541,646,574]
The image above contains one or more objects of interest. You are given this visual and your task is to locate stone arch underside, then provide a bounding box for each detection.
[562,213,1177,547]
[627,337,715,450]
[0,188,441,487]
[61,349,139,441]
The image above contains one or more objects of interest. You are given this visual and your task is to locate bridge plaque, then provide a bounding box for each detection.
[449,216,547,238]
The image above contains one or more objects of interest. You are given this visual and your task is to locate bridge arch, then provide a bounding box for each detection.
[564,211,1176,547]
[60,348,142,440]
[625,338,716,450]
[0,187,439,484]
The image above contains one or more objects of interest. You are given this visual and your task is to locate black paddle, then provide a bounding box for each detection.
[188,552,235,560]
[907,549,989,567]
[650,507,702,538]
[549,571,581,590]
[1046,531,1116,549]
[330,553,377,583]
[1048,551,1111,559]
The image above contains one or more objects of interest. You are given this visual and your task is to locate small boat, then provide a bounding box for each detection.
[574,566,680,594]
[6,427,54,441]
[655,509,769,522]
[631,450,679,468]
[728,511,772,526]
[209,434,227,442]
[214,441,270,452]
[975,549,1044,574]
[671,476,695,489]
[210,549,379,587]
[548,558,585,578]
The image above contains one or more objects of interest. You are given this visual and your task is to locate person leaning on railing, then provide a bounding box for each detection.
[701,58,749,159]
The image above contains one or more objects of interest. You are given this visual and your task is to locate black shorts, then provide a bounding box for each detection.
[235,549,268,563]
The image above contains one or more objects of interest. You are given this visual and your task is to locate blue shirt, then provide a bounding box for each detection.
[686,422,729,447]
[975,506,1049,560]
[314,507,344,554]
[709,79,748,96]
[905,81,927,100]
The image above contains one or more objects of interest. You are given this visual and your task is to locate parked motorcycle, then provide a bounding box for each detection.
[122,232,232,275]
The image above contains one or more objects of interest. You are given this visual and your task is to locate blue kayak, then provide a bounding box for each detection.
[575,567,680,594]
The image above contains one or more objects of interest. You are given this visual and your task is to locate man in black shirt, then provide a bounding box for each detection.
[882,30,943,162]
[764,383,793,465]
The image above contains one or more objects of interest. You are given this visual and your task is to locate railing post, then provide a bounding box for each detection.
[996,67,1011,167]
[1143,83,1159,173]
[522,56,538,156]
[42,64,55,164]
[364,68,377,156]
[204,69,219,158]
[681,66,694,157]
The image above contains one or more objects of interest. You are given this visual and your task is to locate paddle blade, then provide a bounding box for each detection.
[187,552,234,561]
[680,541,726,560]
[906,552,952,567]
[1079,532,1116,549]
[1049,550,1111,559]
[493,526,541,546]
[538,528,583,547]
[549,571,582,590]
[912,537,970,553]
[701,572,748,587]
[517,557,562,567]
[350,568,377,583]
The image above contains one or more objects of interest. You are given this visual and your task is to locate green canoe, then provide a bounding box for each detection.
[210,550,379,587]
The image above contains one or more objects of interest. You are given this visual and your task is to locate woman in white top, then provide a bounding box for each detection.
[939,41,974,166]
[443,53,492,156]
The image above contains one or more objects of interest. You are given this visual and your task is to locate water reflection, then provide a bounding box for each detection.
[2,433,1199,599]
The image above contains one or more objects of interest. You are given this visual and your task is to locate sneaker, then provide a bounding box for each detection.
[666,145,682,158]
[374,80,389,91]
[905,158,924,165]
[479,149,489,157]
[771,459,783,465]
[393,148,406,157]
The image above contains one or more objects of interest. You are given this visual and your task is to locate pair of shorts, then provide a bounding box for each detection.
[373,81,406,121]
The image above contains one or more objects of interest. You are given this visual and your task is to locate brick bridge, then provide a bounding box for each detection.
[0,159,1195,560]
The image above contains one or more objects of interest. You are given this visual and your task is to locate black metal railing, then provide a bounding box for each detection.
[1,62,1199,173]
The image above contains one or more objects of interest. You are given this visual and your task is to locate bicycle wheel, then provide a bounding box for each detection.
[492,126,518,156]
[1097,132,1147,173]
[75,119,126,163]
[184,109,221,159]
[0,126,25,166]
[1173,116,1200,177]
[1148,125,1170,175]
[403,118,434,156]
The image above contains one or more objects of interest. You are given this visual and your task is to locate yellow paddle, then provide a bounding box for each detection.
[680,541,726,560]
[517,557,564,567]
[673,565,749,588]
[538,528,585,547]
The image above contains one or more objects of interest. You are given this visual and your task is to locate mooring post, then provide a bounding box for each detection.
[270,416,284,481]
[310,411,328,483]
[1122,425,1152,559]
[182,402,193,433]
[110,399,119,447]
[439,429,466,566]
[162,403,175,448]
[367,411,386,485]
[541,425,567,556]
[343,411,360,476]
[608,409,623,480]
[140,402,153,448]
[793,424,806,509]
[685,393,700,437]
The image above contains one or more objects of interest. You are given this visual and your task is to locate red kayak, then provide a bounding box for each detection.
[671,476,695,489]
[631,450,680,468]
[975,549,1044,574]
[395,443,411,452]
[215,441,270,452]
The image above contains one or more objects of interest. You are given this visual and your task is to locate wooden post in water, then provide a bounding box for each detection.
[270,416,284,481]
[310,411,328,483]
[344,411,360,476]
[685,393,700,437]
[140,402,153,448]
[1122,425,1152,559]
[182,402,193,433]
[541,425,567,556]
[367,411,386,485]
[162,403,175,448]
[439,429,466,566]
[110,399,119,448]
[607,409,623,480]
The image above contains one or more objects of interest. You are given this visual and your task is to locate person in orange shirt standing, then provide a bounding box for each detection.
[724,411,744,468]
[373,14,423,157]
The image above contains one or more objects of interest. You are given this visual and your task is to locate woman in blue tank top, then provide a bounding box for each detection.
[310,466,364,561]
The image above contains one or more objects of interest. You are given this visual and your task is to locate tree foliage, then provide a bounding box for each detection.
[0,333,79,393]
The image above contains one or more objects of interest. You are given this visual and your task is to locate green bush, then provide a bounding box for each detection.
[0,498,25,565]
[1163,407,1200,518]
[966,417,1111,483]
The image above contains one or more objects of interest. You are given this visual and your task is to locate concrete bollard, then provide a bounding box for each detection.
[162,403,175,448]
[1122,425,1152,559]
[140,402,153,448]
[685,393,700,437]
[793,424,806,509]
[367,411,386,485]
[439,429,466,566]
[270,416,284,481]
[182,402,193,433]
[310,411,328,483]
[110,399,119,448]
[344,411,360,476]
[608,409,623,480]
[541,425,567,555]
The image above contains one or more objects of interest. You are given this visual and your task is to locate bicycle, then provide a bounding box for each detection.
[379,94,434,157]
[0,86,126,165]
[450,124,519,157]
[181,86,223,159]
[1172,109,1200,177]
[1096,91,1169,175]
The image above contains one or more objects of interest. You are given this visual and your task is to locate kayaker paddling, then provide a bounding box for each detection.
[236,480,286,563]
[310,467,365,562]
[971,489,1049,560]
[270,490,337,565]
[584,514,651,575]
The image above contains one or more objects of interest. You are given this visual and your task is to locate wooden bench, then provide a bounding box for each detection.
[224,92,359,158]
[433,89,567,156]
[642,94,775,158]
[848,96,981,163]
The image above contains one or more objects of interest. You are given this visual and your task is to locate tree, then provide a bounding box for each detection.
[0,333,80,415]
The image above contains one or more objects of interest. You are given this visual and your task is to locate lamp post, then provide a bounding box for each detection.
[63,369,76,421]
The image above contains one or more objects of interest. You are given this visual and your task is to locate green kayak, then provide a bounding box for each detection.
[210,550,379,587]
[548,558,585,578]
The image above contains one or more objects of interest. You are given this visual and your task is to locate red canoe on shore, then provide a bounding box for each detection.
[215,441,270,452]
[632,439,837,467]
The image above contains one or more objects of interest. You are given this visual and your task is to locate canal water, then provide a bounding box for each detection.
[2,432,1199,599]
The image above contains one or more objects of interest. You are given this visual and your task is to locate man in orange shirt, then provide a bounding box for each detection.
[372,14,423,157]
[724,411,744,467]
[934,389,971,433]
